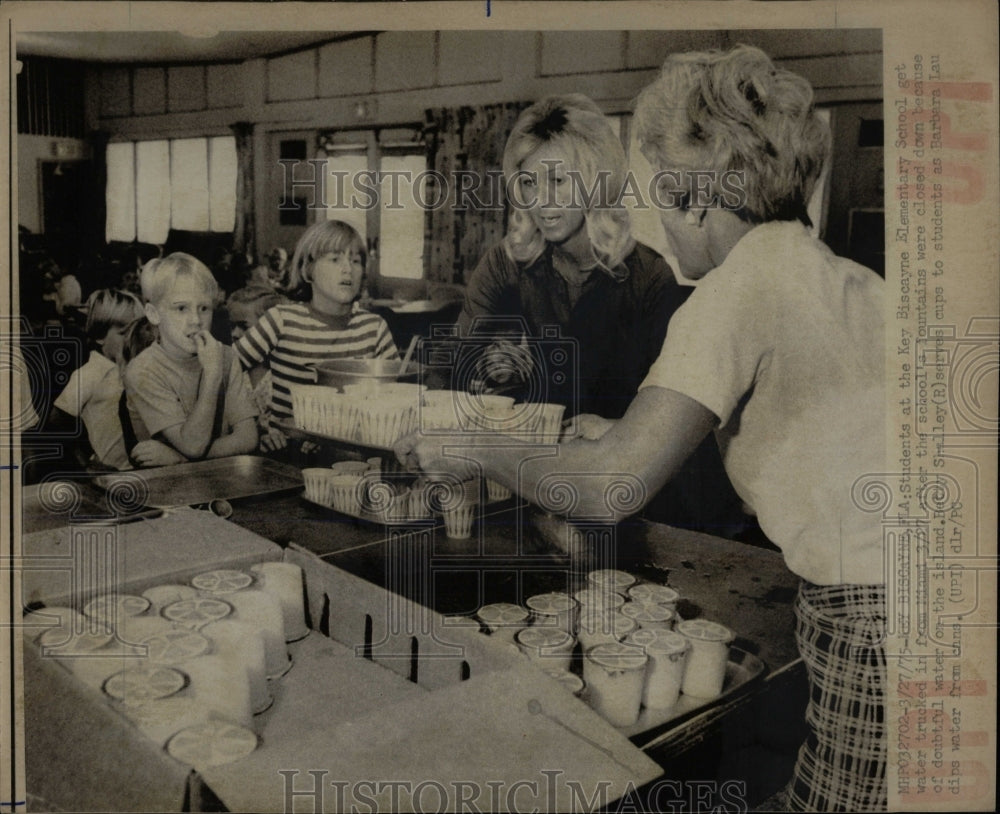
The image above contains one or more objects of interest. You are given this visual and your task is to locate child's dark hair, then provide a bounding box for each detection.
[84,289,144,346]
[225,286,285,318]
[119,316,158,369]
[287,220,367,292]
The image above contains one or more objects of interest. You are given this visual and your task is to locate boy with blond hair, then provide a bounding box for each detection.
[124,252,258,461]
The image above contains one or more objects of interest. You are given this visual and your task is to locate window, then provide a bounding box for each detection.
[317,127,428,292]
[105,136,237,244]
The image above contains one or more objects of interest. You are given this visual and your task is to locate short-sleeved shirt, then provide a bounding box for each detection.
[53,350,130,470]
[458,241,690,418]
[233,302,398,425]
[124,342,258,448]
[640,221,885,586]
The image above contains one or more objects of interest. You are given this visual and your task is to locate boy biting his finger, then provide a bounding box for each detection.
[124,253,258,462]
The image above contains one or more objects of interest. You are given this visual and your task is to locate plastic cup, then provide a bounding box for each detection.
[587,569,636,595]
[301,468,336,507]
[250,562,309,642]
[627,584,680,612]
[573,587,627,615]
[543,669,586,698]
[329,473,364,516]
[442,502,477,539]
[516,627,576,672]
[621,601,676,631]
[577,610,637,651]
[583,642,648,726]
[676,619,734,698]
[526,592,579,635]
[627,628,689,709]
[476,603,529,644]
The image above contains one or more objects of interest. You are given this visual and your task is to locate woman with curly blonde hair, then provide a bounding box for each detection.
[403,46,885,812]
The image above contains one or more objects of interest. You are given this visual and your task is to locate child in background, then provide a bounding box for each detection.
[51,289,142,470]
[225,286,286,450]
[124,253,258,461]
[234,220,398,446]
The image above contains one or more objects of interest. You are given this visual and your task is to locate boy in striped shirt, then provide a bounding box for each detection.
[234,220,398,450]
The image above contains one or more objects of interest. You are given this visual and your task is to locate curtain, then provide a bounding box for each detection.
[230,122,256,261]
[424,102,530,285]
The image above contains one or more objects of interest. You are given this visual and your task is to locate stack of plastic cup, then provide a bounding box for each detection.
[184,654,253,727]
[531,403,566,443]
[441,479,480,539]
[330,473,364,516]
[301,468,337,507]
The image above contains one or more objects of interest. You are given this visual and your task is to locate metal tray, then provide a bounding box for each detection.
[622,647,766,749]
[21,481,162,534]
[94,456,303,509]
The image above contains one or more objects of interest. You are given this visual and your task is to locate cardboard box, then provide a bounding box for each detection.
[24,524,662,812]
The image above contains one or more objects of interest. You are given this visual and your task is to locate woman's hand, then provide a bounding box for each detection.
[562,414,616,442]
[393,432,481,482]
[131,440,186,467]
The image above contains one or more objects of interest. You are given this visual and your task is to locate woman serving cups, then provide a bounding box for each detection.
[400,46,886,813]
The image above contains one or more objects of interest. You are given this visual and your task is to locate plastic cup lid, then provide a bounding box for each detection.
[587,569,636,590]
[84,594,151,619]
[627,628,690,655]
[573,588,626,608]
[516,627,574,650]
[477,603,529,625]
[676,619,734,643]
[525,592,577,614]
[621,602,676,624]
[191,570,253,594]
[579,611,637,639]
[585,641,648,670]
[442,615,481,630]
[543,669,585,694]
[628,584,680,605]
[140,629,212,664]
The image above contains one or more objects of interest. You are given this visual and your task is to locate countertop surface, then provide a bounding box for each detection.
[228,491,801,673]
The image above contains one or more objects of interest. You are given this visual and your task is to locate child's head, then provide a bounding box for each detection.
[503,94,633,269]
[225,287,285,341]
[288,220,367,313]
[83,288,144,362]
[119,316,158,370]
[141,253,220,358]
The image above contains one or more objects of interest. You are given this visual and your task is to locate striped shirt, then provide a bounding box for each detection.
[234,302,398,424]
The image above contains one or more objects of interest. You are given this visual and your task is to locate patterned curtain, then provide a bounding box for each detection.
[424,102,530,285]
[229,122,256,262]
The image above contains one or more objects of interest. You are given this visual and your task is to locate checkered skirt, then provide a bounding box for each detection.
[787,581,887,812]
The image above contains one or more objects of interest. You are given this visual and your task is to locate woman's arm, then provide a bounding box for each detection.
[396,386,717,522]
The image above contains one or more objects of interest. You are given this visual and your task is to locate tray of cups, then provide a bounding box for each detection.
[300,468,434,527]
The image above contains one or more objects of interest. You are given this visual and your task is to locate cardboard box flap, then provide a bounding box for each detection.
[201,657,661,812]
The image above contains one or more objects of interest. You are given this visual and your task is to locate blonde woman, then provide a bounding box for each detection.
[401,46,885,812]
[457,94,690,420]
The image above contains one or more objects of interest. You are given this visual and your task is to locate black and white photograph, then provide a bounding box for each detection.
[2,2,996,812]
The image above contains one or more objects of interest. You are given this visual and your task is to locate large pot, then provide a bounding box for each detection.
[312,358,419,390]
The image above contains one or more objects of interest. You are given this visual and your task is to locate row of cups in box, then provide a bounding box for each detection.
[25,563,311,768]
[454,569,735,728]
[290,384,567,448]
[303,464,503,537]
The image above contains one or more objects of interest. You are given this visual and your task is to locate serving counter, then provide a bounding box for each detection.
[21,461,808,811]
